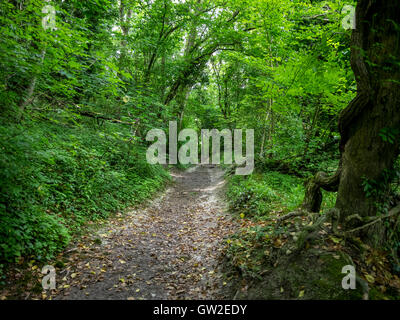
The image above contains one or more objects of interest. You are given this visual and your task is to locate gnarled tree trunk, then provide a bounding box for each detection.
[302,0,400,245]
[336,0,400,244]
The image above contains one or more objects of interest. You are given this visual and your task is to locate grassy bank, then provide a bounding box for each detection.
[224,171,335,278]
[0,116,170,272]
[226,171,337,220]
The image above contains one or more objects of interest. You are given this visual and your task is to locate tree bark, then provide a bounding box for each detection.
[302,169,341,212]
[302,0,400,245]
[335,0,400,244]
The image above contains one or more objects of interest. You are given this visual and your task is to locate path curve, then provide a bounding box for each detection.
[56,165,237,300]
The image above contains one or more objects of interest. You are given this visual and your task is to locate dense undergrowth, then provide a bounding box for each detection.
[224,167,400,299]
[0,113,170,271]
[224,169,335,279]
[227,170,337,220]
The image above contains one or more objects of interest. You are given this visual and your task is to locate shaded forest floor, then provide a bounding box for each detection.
[2,165,400,300]
[1,165,238,300]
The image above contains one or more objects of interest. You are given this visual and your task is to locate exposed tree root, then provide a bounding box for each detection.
[275,210,307,226]
[302,169,341,212]
[296,214,328,250]
[344,204,400,235]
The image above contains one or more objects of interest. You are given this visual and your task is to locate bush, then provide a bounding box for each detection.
[0,117,170,263]
[226,170,336,219]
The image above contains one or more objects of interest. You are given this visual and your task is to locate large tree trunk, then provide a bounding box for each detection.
[335,0,400,243]
[302,0,400,245]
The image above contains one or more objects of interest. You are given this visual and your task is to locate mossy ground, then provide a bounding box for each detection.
[224,170,400,300]
[232,249,364,300]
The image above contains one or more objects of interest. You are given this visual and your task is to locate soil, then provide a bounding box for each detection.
[53,165,238,300]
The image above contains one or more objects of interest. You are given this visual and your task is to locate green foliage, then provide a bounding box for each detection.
[379,127,400,145]
[227,174,280,217]
[0,116,169,263]
[0,0,395,278]
[227,171,302,218]
[227,170,337,219]
[361,162,400,264]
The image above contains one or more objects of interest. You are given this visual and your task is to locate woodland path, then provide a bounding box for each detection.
[55,165,238,300]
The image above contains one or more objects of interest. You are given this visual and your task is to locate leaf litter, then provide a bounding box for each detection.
[1,165,238,300]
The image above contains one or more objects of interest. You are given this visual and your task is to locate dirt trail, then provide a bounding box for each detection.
[55,165,237,300]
